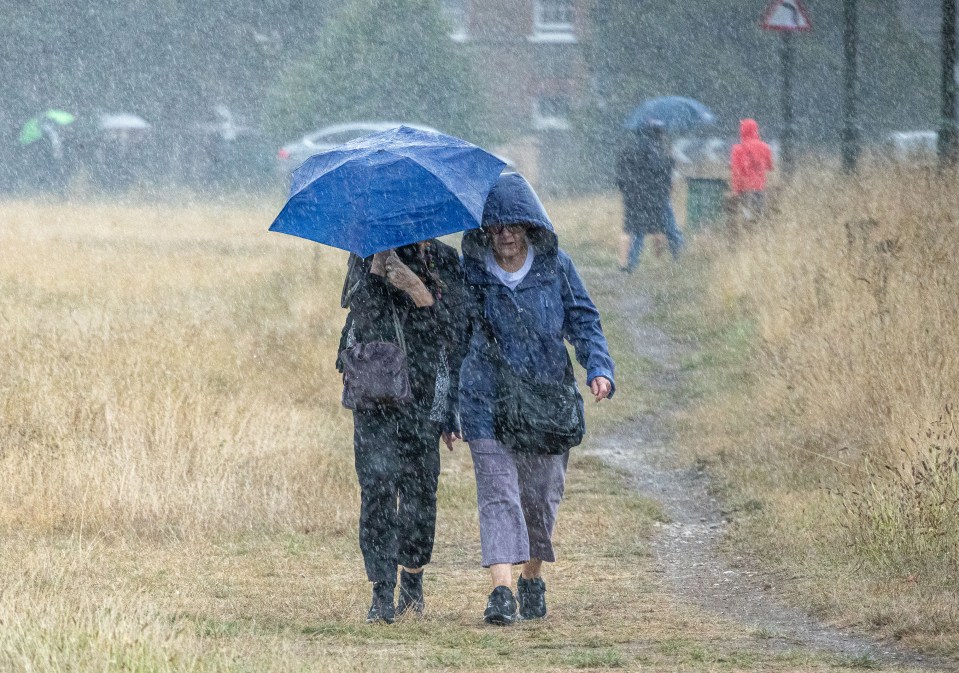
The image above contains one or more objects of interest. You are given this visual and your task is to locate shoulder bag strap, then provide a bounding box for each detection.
[391,298,407,355]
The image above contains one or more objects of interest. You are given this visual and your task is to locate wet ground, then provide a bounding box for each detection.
[586,288,954,671]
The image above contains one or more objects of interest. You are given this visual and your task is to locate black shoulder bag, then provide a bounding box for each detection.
[340,299,412,411]
[477,278,585,455]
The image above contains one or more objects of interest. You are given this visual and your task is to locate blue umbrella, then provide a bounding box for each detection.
[624,96,716,133]
[269,126,507,257]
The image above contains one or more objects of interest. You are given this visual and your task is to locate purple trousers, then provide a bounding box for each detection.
[469,439,569,567]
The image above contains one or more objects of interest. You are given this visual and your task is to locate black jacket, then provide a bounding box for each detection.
[615,129,674,235]
[338,240,470,432]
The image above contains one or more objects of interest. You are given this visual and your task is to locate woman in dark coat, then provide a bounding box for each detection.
[459,173,615,625]
[614,121,684,271]
[338,239,469,623]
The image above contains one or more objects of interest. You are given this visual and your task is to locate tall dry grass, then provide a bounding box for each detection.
[0,200,357,537]
[681,165,959,646]
[3,192,940,670]
[0,198,688,671]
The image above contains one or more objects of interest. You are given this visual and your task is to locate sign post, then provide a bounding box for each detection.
[940,0,958,168]
[842,0,860,173]
[762,0,813,176]
[780,33,796,175]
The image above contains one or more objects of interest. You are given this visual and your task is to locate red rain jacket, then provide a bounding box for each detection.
[730,119,773,194]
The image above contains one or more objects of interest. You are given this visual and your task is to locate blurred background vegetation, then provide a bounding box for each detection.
[0,0,943,190]
[264,0,493,144]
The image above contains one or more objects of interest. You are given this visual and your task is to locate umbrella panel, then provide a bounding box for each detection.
[271,126,506,257]
[625,97,715,132]
[44,110,76,125]
[274,154,486,258]
[19,119,43,146]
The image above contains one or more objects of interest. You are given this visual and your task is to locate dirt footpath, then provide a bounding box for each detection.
[585,287,954,672]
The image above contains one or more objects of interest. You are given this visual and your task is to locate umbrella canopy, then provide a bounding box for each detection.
[269,126,507,258]
[19,109,76,145]
[98,113,151,131]
[624,97,716,133]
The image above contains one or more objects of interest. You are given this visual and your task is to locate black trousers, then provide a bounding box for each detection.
[353,406,441,583]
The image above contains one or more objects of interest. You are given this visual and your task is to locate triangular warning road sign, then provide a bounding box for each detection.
[761,0,813,32]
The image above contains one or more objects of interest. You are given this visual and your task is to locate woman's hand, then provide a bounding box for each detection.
[441,431,461,452]
[590,376,612,402]
[384,251,435,308]
[370,251,389,276]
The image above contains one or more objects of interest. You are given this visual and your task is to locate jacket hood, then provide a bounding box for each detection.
[462,172,558,263]
[740,118,761,142]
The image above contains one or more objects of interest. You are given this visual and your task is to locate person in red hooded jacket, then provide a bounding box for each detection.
[730,119,773,219]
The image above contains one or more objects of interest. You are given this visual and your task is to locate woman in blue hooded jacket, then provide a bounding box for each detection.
[460,173,615,625]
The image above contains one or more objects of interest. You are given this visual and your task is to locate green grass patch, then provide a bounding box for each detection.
[564,647,627,669]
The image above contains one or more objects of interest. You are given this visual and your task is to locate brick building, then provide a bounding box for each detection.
[441,0,595,191]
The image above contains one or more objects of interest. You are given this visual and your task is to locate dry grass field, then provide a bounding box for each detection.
[0,189,942,672]
[647,165,959,656]
[1,199,350,536]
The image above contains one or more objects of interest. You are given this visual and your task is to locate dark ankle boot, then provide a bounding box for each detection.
[396,569,425,616]
[366,581,396,624]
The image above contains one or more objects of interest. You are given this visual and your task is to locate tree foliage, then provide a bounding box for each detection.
[0,1,343,144]
[266,0,492,144]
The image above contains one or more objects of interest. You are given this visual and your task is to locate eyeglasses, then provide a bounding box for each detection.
[485,223,528,236]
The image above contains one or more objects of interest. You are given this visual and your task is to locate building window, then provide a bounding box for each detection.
[533,95,572,131]
[532,0,575,42]
[442,0,468,42]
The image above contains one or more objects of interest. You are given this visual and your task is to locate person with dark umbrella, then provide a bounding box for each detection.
[615,120,684,272]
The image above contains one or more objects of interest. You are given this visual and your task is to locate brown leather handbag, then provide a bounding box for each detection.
[340,303,412,411]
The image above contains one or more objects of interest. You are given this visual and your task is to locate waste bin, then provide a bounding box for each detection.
[686,177,728,230]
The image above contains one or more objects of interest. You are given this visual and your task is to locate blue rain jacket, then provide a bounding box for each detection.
[459,173,616,442]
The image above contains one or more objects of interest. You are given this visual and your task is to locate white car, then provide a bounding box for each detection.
[276,122,441,176]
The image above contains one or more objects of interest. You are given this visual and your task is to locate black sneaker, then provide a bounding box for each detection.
[366,581,396,624]
[396,570,425,616]
[517,576,547,620]
[483,585,518,626]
